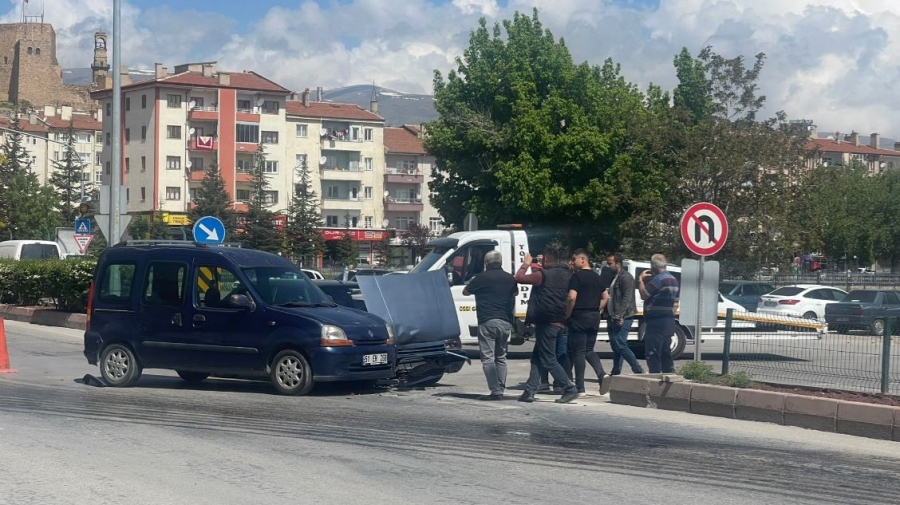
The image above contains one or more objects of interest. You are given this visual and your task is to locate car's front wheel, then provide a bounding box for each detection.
[270,350,315,396]
[99,343,142,387]
[871,319,885,337]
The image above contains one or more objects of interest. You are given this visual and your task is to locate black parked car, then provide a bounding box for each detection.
[719,280,775,312]
[824,290,900,336]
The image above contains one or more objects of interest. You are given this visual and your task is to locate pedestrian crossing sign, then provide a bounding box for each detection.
[75,219,91,235]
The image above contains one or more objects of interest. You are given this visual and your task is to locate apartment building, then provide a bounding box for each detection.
[383,125,444,235]
[90,62,393,262]
[807,130,900,174]
[0,106,102,190]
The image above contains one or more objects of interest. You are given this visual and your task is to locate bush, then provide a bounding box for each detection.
[677,361,714,381]
[716,372,754,389]
[0,259,96,312]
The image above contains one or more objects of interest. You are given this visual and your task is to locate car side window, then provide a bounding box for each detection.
[447,245,493,286]
[142,261,188,307]
[805,289,826,300]
[830,290,847,302]
[98,262,136,307]
[194,265,240,309]
[884,292,900,305]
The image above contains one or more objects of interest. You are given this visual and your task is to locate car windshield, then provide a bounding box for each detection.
[770,286,804,297]
[241,267,333,306]
[719,282,738,294]
[20,244,59,260]
[410,246,453,273]
[844,291,877,303]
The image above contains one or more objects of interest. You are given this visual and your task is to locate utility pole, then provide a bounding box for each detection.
[110,0,122,243]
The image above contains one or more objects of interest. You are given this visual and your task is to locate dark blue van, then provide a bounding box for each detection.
[83,242,396,395]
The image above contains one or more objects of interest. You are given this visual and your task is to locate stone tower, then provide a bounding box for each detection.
[91,31,109,89]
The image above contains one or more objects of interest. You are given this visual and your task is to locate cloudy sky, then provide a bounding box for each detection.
[5,0,900,135]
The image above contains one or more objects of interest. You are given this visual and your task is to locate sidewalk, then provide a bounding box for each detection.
[0,304,86,330]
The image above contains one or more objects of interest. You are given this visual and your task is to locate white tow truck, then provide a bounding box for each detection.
[409,225,823,359]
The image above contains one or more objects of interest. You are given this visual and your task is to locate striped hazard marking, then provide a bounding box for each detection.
[197,267,218,293]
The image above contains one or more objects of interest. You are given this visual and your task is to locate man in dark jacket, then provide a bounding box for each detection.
[606,253,644,375]
[514,248,579,404]
[463,250,518,400]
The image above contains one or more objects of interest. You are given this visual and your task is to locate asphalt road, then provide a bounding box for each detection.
[2,320,900,504]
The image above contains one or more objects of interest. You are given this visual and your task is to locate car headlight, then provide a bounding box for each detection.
[321,324,353,347]
[385,322,395,345]
[444,336,462,350]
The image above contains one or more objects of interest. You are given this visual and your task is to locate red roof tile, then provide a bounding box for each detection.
[91,70,290,98]
[807,138,900,157]
[384,127,425,154]
[286,100,383,122]
[0,117,48,134]
[39,113,102,131]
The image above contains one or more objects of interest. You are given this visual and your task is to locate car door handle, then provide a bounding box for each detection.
[192,314,206,327]
[171,313,183,327]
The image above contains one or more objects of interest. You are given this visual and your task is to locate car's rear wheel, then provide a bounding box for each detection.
[100,343,142,387]
[632,323,687,360]
[871,319,885,337]
[270,350,314,396]
[802,311,818,320]
[176,371,210,383]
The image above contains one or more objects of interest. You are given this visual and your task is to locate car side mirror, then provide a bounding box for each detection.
[227,294,255,311]
[443,264,454,285]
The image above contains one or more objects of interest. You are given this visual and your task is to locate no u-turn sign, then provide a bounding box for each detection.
[681,202,728,257]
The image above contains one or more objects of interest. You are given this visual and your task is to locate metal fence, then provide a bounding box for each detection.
[722,311,900,395]
[771,273,900,291]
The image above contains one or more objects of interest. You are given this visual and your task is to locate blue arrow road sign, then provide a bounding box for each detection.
[75,219,91,235]
[192,216,226,244]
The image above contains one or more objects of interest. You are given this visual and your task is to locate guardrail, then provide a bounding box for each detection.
[722,310,899,395]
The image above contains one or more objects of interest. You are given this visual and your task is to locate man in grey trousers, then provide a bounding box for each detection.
[606,253,644,375]
[463,250,518,400]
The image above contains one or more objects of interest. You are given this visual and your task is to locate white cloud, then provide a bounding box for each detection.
[6,0,900,134]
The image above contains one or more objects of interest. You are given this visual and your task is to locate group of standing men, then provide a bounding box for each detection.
[463,249,680,404]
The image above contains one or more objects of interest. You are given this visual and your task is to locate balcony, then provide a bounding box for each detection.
[189,105,218,121]
[321,196,365,211]
[385,167,423,184]
[236,167,253,183]
[236,109,260,122]
[320,161,363,181]
[188,137,218,151]
[384,197,424,212]
[188,166,206,181]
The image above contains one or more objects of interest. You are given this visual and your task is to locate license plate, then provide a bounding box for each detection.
[764,301,777,307]
[363,353,388,366]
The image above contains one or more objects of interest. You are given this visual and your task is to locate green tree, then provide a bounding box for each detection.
[49,124,90,223]
[426,9,657,250]
[331,232,357,266]
[285,157,325,266]
[127,207,170,240]
[237,143,279,252]
[0,119,60,239]
[188,156,236,234]
[0,119,32,234]
[400,222,431,262]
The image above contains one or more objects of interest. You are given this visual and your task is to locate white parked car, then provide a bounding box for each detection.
[757,284,848,321]
[301,269,325,280]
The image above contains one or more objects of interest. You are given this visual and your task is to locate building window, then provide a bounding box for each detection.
[142,94,147,109]
[263,191,278,205]
[237,99,251,112]
[167,125,182,139]
[27,47,32,55]
[141,156,146,172]
[79,152,91,164]
[192,97,204,108]
[166,156,181,170]
[262,101,279,114]
[141,187,146,202]
[429,217,442,232]
[395,217,413,231]
[106,103,111,116]
[350,126,360,141]
[237,158,252,173]
[105,161,110,174]
[167,94,182,108]
[296,124,308,137]
[295,154,307,167]
[364,186,372,199]
[141,126,147,140]
[106,132,110,145]
[326,186,339,199]
[364,158,373,171]
[125,128,130,142]
[125,97,130,111]
[189,188,198,202]
[236,124,259,143]
[364,216,373,229]
[326,215,339,227]
[125,158,130,172]
[190,157,203,171]
[95,152,101,165]
[3,57,6,64]
[236,189,250,201]
[165,187,181,200]
[53,151,59,161]
[261,131,279,144]
[264,161,278,174]
[364,128,373,141]
[35,48,41,56]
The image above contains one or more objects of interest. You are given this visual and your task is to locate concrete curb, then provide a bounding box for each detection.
[0,304,86,331]
[609,375,900,441]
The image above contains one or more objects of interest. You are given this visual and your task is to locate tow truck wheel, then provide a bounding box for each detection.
[630,323,688,360]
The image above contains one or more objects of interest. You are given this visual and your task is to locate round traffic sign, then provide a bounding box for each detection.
[681,202,728,256]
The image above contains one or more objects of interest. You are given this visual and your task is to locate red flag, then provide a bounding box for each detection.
[196,136,214,151]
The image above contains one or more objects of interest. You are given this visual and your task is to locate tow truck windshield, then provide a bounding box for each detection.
[410,246,453,273]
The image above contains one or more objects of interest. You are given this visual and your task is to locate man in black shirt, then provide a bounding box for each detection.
[463,250,518,400]
[566,249,610,395]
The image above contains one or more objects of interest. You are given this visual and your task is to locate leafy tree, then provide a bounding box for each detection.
[0,119,32,233]
[188,156,236,233]
[400,222,431,261]
[285,157,324,266]
[426,9,658,250]
[127,207,170,240]
[237,143,279,252]
[49,124,90,223]
[0,119,60,240]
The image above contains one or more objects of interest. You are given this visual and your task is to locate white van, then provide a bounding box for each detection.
[0,240,63,260]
